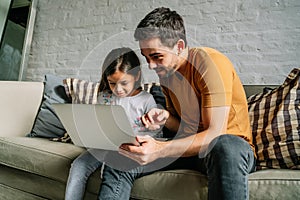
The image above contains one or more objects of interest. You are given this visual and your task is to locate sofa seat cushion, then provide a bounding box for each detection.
[248,169,300,199]
[131,169,300,200]
[131,169,208,200]
[1,137,299,200]
[0,164,101,200]
[0,137,84,182]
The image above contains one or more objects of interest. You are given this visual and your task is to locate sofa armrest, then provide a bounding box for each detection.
[0,81,44,137]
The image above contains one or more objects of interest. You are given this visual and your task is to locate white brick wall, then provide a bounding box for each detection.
[26,0,300,85]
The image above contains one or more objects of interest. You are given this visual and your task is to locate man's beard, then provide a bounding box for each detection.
[156,64,178,79]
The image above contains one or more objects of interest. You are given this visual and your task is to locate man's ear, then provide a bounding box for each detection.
[177,39,185,53]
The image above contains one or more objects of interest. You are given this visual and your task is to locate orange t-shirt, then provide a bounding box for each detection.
[160,47,254,152]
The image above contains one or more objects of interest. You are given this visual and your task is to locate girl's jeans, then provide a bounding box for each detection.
[65,148,141,200]
[98,134,256,200]
[65,149,106,200]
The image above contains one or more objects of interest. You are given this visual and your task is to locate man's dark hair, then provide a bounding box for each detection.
[134,7,187,48]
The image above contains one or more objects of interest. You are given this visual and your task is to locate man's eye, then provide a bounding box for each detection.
[153,55,161,60]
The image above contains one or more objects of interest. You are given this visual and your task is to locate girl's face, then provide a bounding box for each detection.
[107,70,139,97]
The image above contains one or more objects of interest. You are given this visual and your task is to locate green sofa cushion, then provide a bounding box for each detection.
[0,137,83,182]
[0,137,300,200]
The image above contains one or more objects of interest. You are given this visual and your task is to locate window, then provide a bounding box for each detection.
[0,0,37,80]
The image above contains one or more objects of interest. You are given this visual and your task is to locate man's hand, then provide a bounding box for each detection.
[141,108,169,130]
[119,135,166,165]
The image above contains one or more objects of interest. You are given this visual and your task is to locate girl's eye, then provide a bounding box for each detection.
[121,81,128,86]
[109,82,116,86]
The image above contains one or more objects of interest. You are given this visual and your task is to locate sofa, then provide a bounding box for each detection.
[0,80,299,200]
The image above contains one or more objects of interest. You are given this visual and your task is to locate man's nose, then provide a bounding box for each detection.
[148,61,157,69]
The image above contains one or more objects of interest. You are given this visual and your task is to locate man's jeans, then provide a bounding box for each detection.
[98,134,256,200]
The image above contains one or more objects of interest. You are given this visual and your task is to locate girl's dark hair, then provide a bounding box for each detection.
[134,7,187,48]
[99,47,141,92]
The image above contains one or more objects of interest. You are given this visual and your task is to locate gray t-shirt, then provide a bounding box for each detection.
[97,90,158,135]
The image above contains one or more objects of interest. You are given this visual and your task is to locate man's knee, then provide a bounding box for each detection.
[206,134,248,161]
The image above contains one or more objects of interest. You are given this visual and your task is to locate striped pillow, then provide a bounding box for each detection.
[50,78,100,143]
[63,78,100,104]
[248,68,300,169]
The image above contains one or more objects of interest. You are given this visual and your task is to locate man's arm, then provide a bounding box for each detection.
[162,106,230,157]
[120,106,230,165]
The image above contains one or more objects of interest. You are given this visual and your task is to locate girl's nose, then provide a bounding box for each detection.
[115,84,122,92]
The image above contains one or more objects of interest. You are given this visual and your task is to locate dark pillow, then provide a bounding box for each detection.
[248,68,300,170]
[149,83,166,109]
[27,74,71,138]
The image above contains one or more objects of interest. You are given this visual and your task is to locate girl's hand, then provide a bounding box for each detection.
[141,108,169,130]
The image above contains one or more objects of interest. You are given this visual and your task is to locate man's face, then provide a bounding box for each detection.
[139,38,179,78]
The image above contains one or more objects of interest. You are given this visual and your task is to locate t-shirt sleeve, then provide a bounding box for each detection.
[195,49,233,107]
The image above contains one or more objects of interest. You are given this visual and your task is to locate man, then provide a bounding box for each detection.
[99,7,256,200]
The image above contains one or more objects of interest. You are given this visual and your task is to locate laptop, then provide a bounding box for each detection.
[52,104,141,151]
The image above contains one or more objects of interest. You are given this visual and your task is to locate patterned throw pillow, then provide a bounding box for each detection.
[50,78,100,143]
[63,78,100,104]
[248,68,300,169]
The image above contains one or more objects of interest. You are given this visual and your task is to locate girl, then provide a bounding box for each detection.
[65,47,158,200]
